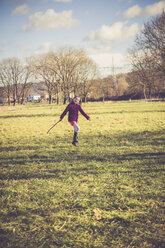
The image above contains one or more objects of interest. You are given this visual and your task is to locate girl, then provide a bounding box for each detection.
[60,96,90,146]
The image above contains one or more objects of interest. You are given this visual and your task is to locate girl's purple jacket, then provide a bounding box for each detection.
[60,103,90,122]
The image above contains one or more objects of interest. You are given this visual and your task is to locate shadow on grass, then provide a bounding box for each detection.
[0,210,164,248]
[0,129,164,181]
[90,110,165,115]
[0,215,131,248]
[117,152,165,161]
[0,228,25,248]
[0,145,40,152]
[0,113,59,119]
[1,109,164,119]
[0,153,164,181]
[104,130,165,147]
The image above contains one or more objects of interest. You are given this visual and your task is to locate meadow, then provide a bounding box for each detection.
[0,101,165,248]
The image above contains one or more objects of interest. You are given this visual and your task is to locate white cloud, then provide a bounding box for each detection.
[123,1,165,18]
[123,5,142,18]
[145,1,165,16]
[85,21,139,44]
[11,4,30,16]
[22,9,80,31]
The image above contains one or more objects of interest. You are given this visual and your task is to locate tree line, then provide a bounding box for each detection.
[0,47,98,105]
[0,12,165,105]
[126,11,165,99]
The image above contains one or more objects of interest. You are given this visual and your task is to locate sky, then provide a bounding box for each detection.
[0,0,165,75]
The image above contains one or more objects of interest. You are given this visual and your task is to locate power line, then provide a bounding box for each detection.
[99,57,132,77]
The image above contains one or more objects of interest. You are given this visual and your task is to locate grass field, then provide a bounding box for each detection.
[0,101,165,248]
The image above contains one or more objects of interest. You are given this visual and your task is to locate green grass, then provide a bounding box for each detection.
[0,101,165,248]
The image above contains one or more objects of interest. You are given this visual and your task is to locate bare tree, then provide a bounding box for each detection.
[48,47,98,104]
[8,58,22,105]
[0,60,12,105]
[128,11,165,98]
[19,64,33,104]
[128,47,159,98]
[89,76,113,101]
[75,57,98,102]
[0,58,32,105]
[49,47,85,103]
[138,11,165,76]
[32,53,60,104]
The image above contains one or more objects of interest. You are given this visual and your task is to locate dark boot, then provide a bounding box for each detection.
[72,132,78,147]
[75,133,78,143]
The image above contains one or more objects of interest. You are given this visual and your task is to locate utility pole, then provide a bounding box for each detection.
[99,56,122,96]
[99,56,123,77]
[111,56,117,94]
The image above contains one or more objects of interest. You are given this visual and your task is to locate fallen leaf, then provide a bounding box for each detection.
[93,209,102,220]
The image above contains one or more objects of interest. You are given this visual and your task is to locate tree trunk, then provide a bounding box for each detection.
[56,93,59,104]
[21,95,24,104]
[63,97,67,104]
[7,97,10,106]
[13,99,16,106]
[143,86,147,99]
[49,94,52,104]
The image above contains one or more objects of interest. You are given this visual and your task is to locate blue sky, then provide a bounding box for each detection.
[0,0,165,73]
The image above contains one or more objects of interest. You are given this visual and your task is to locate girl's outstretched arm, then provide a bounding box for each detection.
[79,105,90,120]
[60,104,70,120]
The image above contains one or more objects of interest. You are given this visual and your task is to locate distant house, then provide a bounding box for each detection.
[26,82,50,102]
[27,93,41,102]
